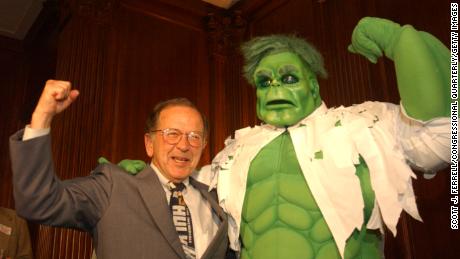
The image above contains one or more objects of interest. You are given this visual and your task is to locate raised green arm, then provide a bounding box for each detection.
[349,17,450,120]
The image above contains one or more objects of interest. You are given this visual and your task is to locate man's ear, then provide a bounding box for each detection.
[144,133,154,158]
[202,139,208,150]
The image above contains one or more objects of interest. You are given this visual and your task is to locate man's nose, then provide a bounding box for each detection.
[175,134,190,151]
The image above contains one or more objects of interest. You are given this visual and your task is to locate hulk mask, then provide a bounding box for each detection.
[254,52,322,127]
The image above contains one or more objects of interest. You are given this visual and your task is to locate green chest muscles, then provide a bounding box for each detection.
[240,131,382,259]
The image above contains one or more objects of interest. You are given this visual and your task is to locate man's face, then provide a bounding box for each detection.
[254,51,320,127]
[144,106,206,183]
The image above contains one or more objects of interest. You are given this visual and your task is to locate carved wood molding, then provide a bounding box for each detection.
[231,0,289,24]
[77,0,116,25]
[206,10,246,56]
[58,0,117,26]
[120,0,209,32]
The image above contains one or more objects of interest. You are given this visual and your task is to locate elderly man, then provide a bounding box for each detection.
[9,81,229,259]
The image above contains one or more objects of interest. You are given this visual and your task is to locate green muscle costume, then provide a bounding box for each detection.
[106,17,450,259]
[240,132,380,259]
[236,17,449,258]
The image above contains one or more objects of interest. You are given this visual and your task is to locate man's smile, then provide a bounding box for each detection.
[171,155,191,165]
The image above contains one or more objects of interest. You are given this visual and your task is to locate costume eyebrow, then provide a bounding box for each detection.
[254,70,272,78]
[279,65,299,74]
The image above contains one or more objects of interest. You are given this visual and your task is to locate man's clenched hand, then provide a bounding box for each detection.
[31,80,79,129]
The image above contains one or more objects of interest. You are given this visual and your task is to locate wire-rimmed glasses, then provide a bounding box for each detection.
[151,128,204,147]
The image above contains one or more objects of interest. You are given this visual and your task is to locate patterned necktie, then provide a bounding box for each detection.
[168,182,196,259]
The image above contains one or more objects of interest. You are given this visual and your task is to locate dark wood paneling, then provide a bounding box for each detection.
[0,39,28,209]
[0,0,61,209]
[1,0,457,258]
[206,9,256,152]
[110,3,211,163]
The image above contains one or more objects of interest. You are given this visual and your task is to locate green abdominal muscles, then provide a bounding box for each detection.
[240,131,382,259]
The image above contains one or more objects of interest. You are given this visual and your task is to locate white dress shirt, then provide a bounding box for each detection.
[150,163,219,259]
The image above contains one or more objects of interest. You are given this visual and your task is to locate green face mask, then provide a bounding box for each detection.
[254,51,321,127]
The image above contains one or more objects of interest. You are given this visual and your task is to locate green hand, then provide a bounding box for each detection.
[97,156,146,175]
[349,16,450,120]
[118,159,146,175]
[348,17,402,62]
[97,157,110,164]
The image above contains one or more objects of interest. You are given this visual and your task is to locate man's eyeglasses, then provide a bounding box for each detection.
[151,128,204,147]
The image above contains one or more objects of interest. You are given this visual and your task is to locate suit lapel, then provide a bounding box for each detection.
[137,167,185,259]
[190,178,228,259]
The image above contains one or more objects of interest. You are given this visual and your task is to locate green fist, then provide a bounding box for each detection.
[348,17,402,62]
[98,157,146,175]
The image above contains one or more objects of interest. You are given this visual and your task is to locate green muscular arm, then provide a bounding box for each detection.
[349,17,450,120]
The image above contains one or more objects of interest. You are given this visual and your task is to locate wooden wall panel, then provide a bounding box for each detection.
[0,40,28,209]
[0,0,61,208]
[1,0,457,258]
[0,2,63,258]
[28,3,115,257]
[109,2,211,163]
[206,10,257,153]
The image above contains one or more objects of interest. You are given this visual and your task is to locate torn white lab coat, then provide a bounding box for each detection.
[197,101,449,258]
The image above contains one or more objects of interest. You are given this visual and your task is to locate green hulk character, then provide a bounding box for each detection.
[105,17,451,258]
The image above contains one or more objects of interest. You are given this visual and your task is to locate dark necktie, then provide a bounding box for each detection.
[168,182,196,259]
